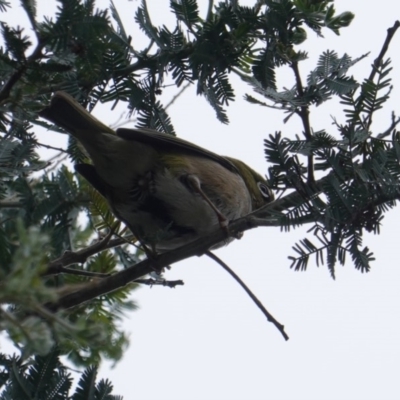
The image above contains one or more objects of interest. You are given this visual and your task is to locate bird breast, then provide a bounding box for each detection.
[113,155,252,250]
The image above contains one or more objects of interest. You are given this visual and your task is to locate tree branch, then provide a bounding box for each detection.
[42,182,319,309]
[43,167,400,314]
[42,187,312,311]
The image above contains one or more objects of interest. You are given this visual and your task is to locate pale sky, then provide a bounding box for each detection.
[2,1,400,400]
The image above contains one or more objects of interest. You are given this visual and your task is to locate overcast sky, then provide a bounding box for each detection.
[2,1,400,400]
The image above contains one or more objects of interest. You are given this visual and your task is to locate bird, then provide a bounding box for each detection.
[40,91,274,252]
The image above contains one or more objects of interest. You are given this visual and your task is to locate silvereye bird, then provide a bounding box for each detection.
[40,92,274,251]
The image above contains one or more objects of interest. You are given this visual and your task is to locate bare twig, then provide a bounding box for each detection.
[135,278,184,288]
[377,112,400,139]
[50,267,111,278]
[165,82,191,110]
[369,20,400,82]
[37,142,69,153]
[351,20,400,132]
[42,153,69,175]
[206,251,289,341]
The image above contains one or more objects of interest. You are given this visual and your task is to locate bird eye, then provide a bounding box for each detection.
[257,182,272,200]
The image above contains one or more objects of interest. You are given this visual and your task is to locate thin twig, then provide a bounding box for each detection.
[377,112,400,139]
[351,20,400,132]
[135,278,184,288]
[291,60,315,186]
[44,230,127,275]
[165,82,191,110]
[205,251,289,341]
[369,20,400,82]
[43,153,69,175]
[37,141,69,153]
[51,267,111,278]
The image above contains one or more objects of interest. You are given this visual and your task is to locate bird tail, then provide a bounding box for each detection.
[39,91,114,135]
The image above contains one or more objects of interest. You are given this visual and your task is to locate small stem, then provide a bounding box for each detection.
[351,20,400,132]
[135,278,184,288]
[53,267,111,278]
[369,20,400,83]
[165,82,191,110]
[37,142,69,153]
[205,251,289,341]
[291,61,315,186]
[44,230,128,276]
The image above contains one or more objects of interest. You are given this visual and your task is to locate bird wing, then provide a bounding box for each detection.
[116,127,239,173]
[39,91,238,174]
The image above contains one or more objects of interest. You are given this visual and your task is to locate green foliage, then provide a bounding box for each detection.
[0,221,132,365]
[170,0,200,28]
[0,349,122,399]
[264,50,397,278]
[0,0,147,365]
[0,1,10,12]
[341,58,393,130]
[0,0,354,128]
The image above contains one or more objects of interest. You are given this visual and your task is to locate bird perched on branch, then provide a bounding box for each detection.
[40,91,274,252]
